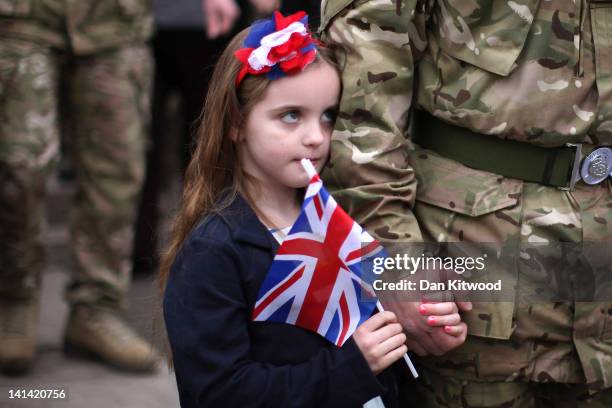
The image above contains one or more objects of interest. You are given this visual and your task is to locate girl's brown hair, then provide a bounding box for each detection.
[157,28,339,296]
[157,28,263,296]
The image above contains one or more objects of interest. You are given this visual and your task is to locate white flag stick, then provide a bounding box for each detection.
[300,158,318,179]
[300,158,419,378]
[377,301,419,378]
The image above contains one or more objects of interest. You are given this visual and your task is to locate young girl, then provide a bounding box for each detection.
[159,11,466,407]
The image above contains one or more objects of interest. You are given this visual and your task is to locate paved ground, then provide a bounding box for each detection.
[0,173,181,408]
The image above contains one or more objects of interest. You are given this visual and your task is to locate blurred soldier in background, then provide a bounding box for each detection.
[133,0,278,275]
[0,0,160,374]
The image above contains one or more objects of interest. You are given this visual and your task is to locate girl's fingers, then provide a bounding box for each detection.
[378,344,409,371]
[370,322,403,344]
[456,301,473,311]
[360,311,397,332]
[425,313,461,327]
[419,302,458,316]
[376,332,407,356]
[442,323,466,337]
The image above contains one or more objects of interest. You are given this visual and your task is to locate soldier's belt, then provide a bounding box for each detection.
[413,110,612,191]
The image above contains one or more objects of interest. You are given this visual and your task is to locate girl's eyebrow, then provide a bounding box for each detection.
[269,105,302,113]
[268,104,338,114]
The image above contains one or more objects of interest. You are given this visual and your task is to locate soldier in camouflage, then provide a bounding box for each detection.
[0,0,159,374]
[321,0,612,406]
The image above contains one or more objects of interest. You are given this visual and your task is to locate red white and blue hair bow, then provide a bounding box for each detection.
[234,11,317,86]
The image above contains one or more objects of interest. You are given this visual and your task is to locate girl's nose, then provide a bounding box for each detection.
[303,122,326,146]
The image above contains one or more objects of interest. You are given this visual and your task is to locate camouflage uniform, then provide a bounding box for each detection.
[0,0,153,310]
[321,0,612,406]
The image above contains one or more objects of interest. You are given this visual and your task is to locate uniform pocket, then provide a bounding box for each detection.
[409,147,522,339]
[409,148,522,217]
[0,0,32,16]
[432,0,540,76]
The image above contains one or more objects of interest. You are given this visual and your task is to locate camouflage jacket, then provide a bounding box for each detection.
[0,0,153,54]
[320,0,612,243]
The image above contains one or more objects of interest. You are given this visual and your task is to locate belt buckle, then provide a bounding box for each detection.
[560,144,612,191]
[559,143,582,191]
[580,147,612,185]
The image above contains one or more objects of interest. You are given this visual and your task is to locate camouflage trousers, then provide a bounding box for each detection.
[400,147,612,401]
[0,37,152,310]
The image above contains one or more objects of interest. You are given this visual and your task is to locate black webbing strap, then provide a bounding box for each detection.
[412,110,576,188]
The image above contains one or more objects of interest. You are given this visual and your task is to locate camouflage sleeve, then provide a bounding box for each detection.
[321,0,424,244]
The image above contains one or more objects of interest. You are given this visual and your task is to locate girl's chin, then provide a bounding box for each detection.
[289,174,311,189]
[292,178,311,189]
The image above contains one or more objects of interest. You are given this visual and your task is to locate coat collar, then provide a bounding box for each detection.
[220,193,278,251]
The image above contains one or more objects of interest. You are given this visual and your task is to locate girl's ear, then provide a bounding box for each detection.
[229,126,242,142]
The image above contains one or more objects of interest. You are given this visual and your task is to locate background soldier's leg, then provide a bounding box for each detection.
[66,44,151,310]
[63,44,159,372]
[0,39,59,374]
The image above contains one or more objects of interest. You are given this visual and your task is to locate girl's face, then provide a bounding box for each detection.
[237,60,340,192]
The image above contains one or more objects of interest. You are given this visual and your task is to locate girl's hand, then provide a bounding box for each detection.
[418,301,470,337]
[352,311,408,375]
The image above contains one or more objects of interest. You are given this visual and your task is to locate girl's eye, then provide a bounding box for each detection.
[321,110,337,124]
[280,111,299,124]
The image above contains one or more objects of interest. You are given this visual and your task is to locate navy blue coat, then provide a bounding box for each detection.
[164,194,399,407]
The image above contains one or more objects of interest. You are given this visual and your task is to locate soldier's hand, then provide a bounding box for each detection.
[428,321,468,352]
[382,300,469,356]
[382,301,440,355]
[204,0,240,39]
[456,301,473,312]
[248,0,279,15]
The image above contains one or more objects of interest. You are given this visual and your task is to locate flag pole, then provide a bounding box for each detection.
[300,159,418,379]
[300,158,318,179]
[376,301,418,378]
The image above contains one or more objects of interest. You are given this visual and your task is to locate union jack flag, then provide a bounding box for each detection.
[252,160,384,346]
